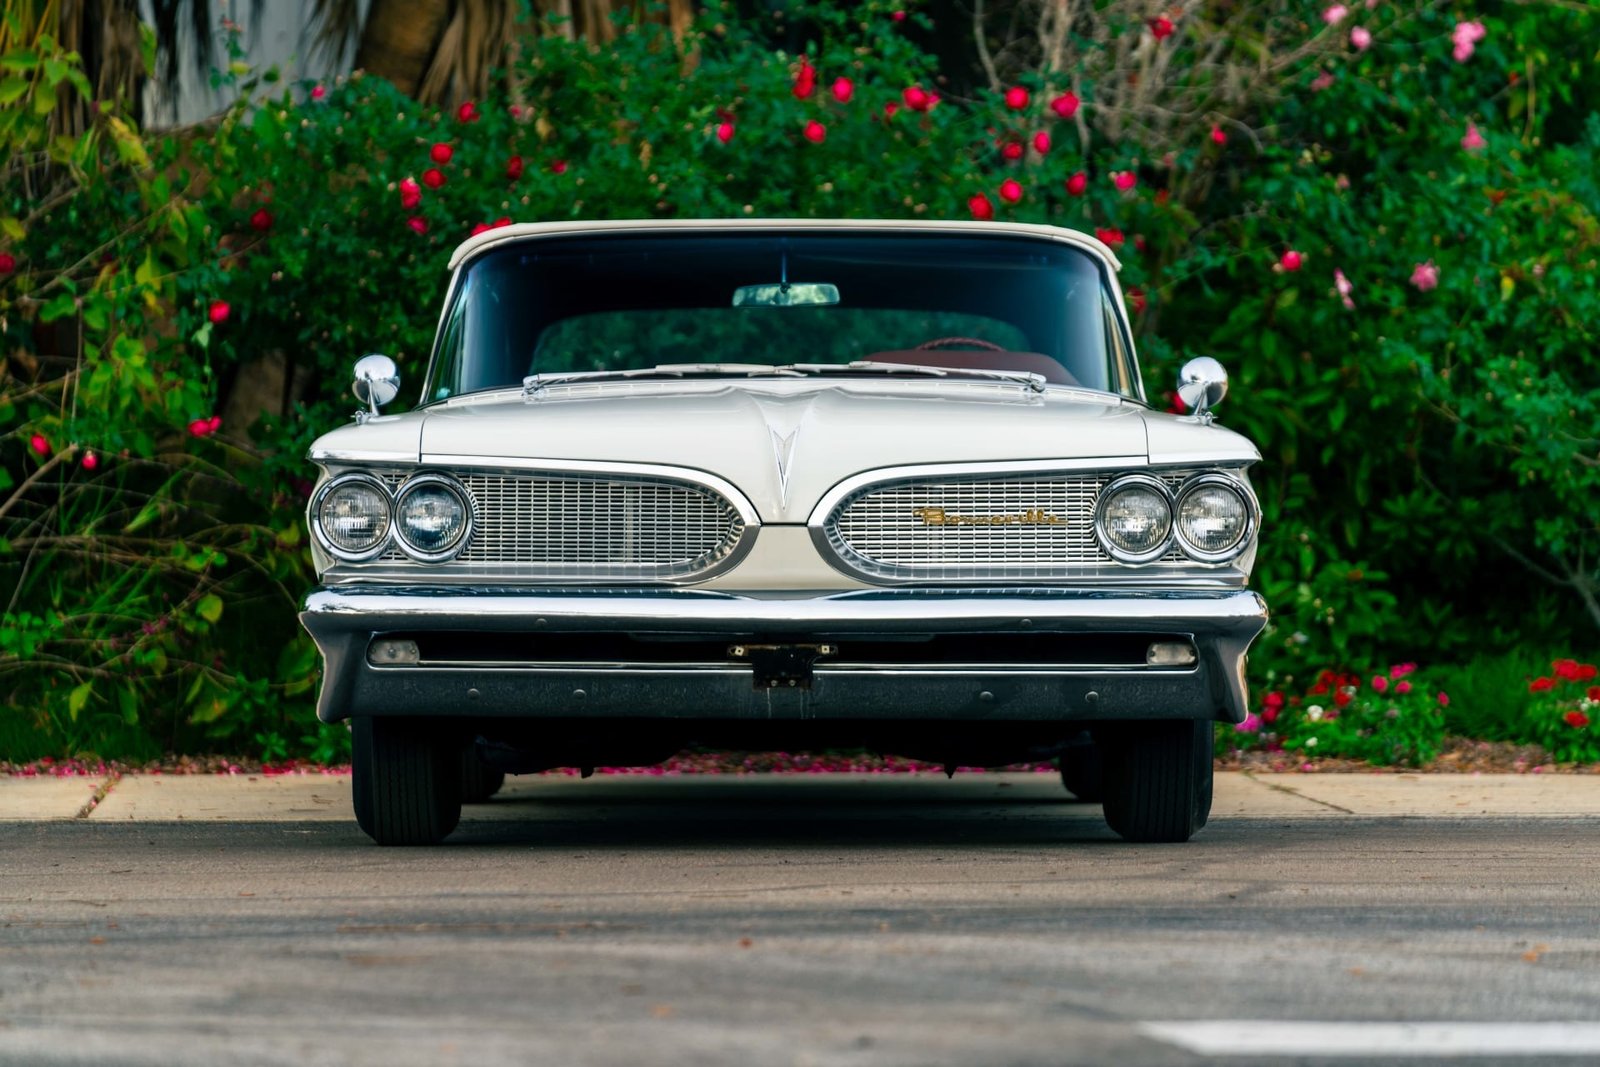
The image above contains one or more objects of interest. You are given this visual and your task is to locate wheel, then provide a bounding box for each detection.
[351,717,463,846]
[460,744,506,804]
[1058,736,1103,802]
[1098,720,1213,843]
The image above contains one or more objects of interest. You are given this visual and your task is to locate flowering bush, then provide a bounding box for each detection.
[1233,665,1449,768]
[1519,660,1600,764]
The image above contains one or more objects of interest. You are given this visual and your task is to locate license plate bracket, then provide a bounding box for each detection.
[729,643,837,690]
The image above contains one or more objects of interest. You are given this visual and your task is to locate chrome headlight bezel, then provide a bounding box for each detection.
[1093,473,1175,565]
[1173,473,1256,564]
[310,472,394,562]
[392,471,475,563]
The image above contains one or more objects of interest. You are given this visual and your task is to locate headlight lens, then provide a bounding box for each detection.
[1176,479,1251,560]
[394,475,471,560]
[315,478,391,559]
[1096,478,1173,562]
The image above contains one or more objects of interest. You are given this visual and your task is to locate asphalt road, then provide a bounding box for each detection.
[4,776,1600,1066]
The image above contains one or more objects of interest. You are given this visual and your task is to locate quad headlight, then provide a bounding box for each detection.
[1175,475,1252,561]
[1094,475,1174,563]
[1095,472,1255,566]
[311,470,474,563]
[311,474,392,561]
[393,473,472,561]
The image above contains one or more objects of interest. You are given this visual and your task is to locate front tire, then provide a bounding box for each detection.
[460,745,506,804]
[1058,734,1103,802]
[1099,720,1213,843]
[352,717,463,846]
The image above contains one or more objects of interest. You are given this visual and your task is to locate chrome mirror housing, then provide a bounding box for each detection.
[352,354,400,420]
[1177,357,1228,423]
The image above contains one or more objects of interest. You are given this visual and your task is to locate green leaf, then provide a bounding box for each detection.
[0,77,29,105]
[68,682,93,722]
[0,216,22,240]
[42,58,67,87]
[196,594,224,624]
[1,49,40,72]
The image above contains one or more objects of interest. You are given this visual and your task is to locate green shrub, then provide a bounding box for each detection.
[1517,660,1600,764]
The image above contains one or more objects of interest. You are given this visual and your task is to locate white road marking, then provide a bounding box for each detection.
[1139,1021,1600,1057]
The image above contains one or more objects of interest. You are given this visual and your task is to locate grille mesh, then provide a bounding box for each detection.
[378,470,745,578]
[827,473,1188,578]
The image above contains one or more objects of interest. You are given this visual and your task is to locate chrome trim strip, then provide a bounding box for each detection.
[309,447,419,464]
[447,218,1124,273]
[416,455,760,527]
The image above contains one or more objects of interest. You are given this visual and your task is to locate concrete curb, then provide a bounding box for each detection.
[4,771,1600,822]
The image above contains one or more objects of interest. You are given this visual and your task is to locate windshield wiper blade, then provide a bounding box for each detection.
[780,361,1048,393]
[523,364,804,397]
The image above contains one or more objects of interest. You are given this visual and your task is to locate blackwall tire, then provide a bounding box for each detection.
[352,717,463,846]
[1058,738,1104,802]
[460,747,506,804]
[1099,720,1213,843]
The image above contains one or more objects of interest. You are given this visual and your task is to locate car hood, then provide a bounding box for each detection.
[314,380,1257,522]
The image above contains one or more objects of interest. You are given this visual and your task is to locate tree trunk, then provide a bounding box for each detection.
[355,0,452,98]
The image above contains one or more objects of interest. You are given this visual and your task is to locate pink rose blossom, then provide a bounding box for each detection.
[29,433,49,456]
[831,77,854,103]
[998,178,1023,203]
[715,121,734,143]
[1461,122,1486,152]
[1149,16,1175,39]
[1322,4,1349,25]
[1410,261,1439,291]
[1350,26,1372,50]
[407,216,428,235]
[1235,713,1263,733]
[1395,680,1412,695]
[1004,86,1030,110]
[1311,71,1336,92]
[1210,124,1227,145]
[1334,268,1355,309]
[310,84,326,101]
[1452,20,1486,62]
[1032,131,1051,154]
[802,120,826,143]
[81,451,98,471]
[1372,674,1388,693]
[1278,249,1303,272]
[967,193,995,220]
[1050,92,1080,119]
[1000,140,1023,161]
[1112,170,1137,192]
[1064,172,1087,196]
[1438,692,1451,707]
[902,85,933,112]
[207,299,230,324]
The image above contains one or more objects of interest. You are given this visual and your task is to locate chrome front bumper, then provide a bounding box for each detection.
[299,587,1268,725]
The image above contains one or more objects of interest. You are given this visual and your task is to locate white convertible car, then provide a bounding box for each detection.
[300,219,1267,845]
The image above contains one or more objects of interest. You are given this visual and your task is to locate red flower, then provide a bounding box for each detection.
[456,100,479,123]
[1395,680,1412,695]
[716,121,735,143]
[883,101,900,118]
[891,9,906,20]
[999,178,1023,203]
[551,160,568,174]
[188,418,214,438]
[207,299,230,324]
[407,216,428,235]
[1588,686,1600,701]
[1050,92,1080,119]
[29,433,49,456]
[1004,86,1030,110]
[399,177,422,209]
[1579,664,1599,681]
[493,217,512,228]
[1553,659,1582,681]
[1264,691,1285,711]
[1262,704,1278,724]
[1094,227,1125,248]
[1438,692,1451,707]
[1032,130,1051,154]
[1001,141,1023,161]
[1279,249,1303,272]
[506,155,524,180]
[470,222,491,236]
[902,85,933,111]
[310,84,326,101]
[1529,677,1556,693]
[1112,170,1137,191]
[0,252,14,274]
[1334,688,1353,708]
[422,168,446,189]
[1126,286,1147,314]
[430,143,454,165]
[1564,710,1591,729]
[249,208,273,232]
[1210,125,1227,146]
[1372,675,1388,693]
[81,452,98,471]
[803,120,826,143]
[831,77,854,103]
[967,193,995,220]
[793,59,816,99]
[1064,171,1087,196]
[1149,15,1175,38]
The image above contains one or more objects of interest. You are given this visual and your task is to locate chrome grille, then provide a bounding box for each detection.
[373,469,746,580]
[825,472,1187,580]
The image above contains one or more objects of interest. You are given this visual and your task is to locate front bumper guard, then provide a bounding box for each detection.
[300,587,1268,725]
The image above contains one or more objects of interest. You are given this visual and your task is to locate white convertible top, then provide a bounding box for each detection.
[445,217,1123,272]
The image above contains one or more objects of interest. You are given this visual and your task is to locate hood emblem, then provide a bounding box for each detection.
[914,507,1066,527]
[770,429,799,508]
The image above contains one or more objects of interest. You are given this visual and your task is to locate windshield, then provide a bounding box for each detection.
[426,232,1132,401]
